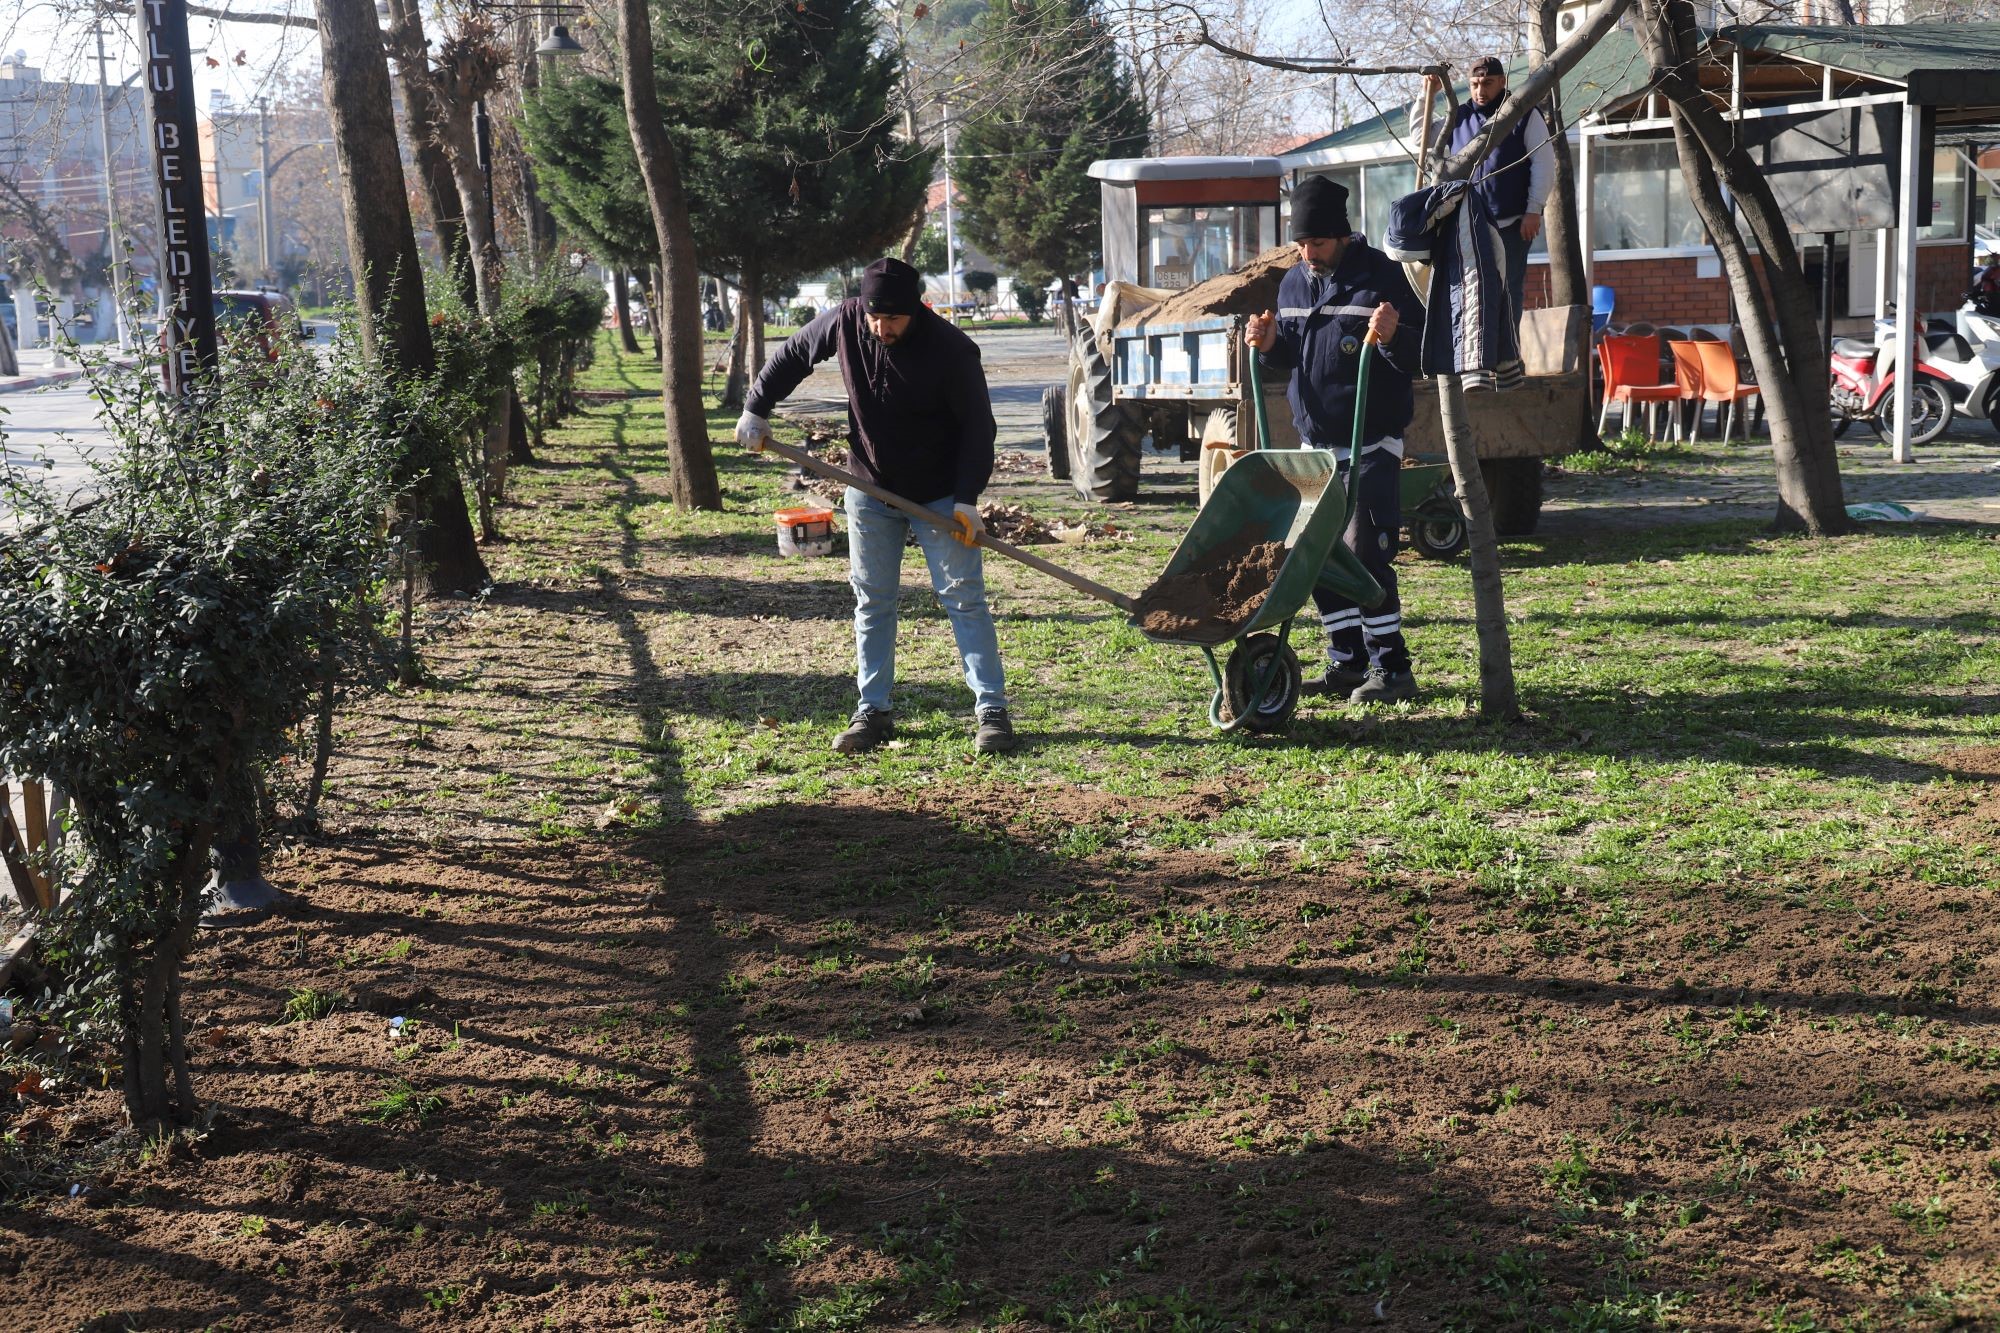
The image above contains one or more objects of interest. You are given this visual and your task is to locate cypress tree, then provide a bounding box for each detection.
[952,0,1148,295]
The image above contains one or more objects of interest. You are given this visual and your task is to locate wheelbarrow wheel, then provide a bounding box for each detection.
[1220,634,1302,733]
[1410,514,1467,560]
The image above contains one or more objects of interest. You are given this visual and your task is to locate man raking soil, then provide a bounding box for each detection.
[738,258,1018,755]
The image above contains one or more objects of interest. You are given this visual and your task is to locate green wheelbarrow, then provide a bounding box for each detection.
[1134,449,1386,733]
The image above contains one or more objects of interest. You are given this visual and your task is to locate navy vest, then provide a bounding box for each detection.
[1447,100,1533,221]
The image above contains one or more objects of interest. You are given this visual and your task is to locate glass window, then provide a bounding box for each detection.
[1923,147,1965,241]
[1361,161,1415,243]
[1143,205,1269,289]
[1589,139,1708,252]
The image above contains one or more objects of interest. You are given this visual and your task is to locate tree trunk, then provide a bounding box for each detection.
[1642,0,1851,534]
[720,277,749,409]
[613,268,641,353]
[1439,374,1519,720]
[646,266,663,358]
[617,0,721,511]
[745,267,766,385]
[1530,0,1600,455]
[318,0,487,597]
[1420,0,1633,719]
[509,388,535,465]
[433,104,503,318]
[385,0,475,309]
[1530,0,1587,312]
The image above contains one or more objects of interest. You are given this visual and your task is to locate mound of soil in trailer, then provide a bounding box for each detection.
[1116,244,1300,329]
[1133,534,1287,641]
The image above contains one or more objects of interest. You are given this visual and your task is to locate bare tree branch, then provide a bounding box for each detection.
[186,2,318,30]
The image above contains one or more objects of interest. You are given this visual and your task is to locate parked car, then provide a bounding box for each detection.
[157,288,308,382]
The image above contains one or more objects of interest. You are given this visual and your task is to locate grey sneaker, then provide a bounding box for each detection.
[1349,668,1418,705]
[1303,665,1369,697]
[833,707,894,754]
[974,708,1017,754]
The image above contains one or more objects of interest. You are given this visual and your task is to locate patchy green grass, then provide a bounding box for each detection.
[513,335,2000,915]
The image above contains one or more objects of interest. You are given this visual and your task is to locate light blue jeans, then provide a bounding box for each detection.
[845,487,1007,715]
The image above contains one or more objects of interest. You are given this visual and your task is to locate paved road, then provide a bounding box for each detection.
[0,379,113,527]
[778,322,1069,455]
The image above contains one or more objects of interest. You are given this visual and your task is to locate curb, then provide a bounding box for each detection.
[0,368,86,395]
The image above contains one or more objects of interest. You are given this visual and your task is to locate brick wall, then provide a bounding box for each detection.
[1519,241,1972,326]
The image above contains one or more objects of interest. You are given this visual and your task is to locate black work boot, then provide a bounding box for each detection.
[974,708,1017,754]
[1303,664,1369,697]
[833,706,895,754]
[1349,668,1419,705]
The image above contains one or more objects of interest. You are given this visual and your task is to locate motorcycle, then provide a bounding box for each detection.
[1956,295,2000,431]
[1828,313,1966,446]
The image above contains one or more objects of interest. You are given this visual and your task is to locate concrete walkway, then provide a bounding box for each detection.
[0,346,88,395]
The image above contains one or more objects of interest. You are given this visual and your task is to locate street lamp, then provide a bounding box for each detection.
[536,21,584,55]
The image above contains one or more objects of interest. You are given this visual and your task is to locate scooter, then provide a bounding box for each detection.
[1828,314,1960,446]
[1955,296,2000,431]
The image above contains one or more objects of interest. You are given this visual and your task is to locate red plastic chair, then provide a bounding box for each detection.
[1695,340,1761,440]
[1597,334,1680,438]
[1667,341,1705,441]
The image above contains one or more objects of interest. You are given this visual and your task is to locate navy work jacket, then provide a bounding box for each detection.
[1256,239,1425,449]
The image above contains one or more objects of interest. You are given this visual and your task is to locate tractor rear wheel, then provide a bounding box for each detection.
[1066,333,1144,502]
[1479,458,1544,536]
[1041,385,1070,480]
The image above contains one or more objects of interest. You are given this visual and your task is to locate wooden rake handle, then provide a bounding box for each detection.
[758,438,1135,613]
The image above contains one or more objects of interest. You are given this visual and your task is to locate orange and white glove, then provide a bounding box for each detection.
[733,411,770,453]
[951,503,984,548]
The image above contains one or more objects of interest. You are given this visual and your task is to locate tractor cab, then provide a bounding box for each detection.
[1086,157,1283,292]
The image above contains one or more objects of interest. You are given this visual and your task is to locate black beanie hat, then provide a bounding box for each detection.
[859,257,922,315]
[1290,175,1353,241]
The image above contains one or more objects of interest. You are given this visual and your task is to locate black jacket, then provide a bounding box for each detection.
[747,300,996,505]
[1256,240,1424,448]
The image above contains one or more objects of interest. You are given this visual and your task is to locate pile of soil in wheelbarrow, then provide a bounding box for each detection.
[1132,532,1288,642]
[1115,245,1300,330]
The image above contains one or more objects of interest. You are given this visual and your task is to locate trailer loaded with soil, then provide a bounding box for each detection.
[1043,156,1591,540]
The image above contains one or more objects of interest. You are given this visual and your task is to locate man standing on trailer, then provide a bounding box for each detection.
[1247,176,1426,705]
[1416,56,1556,322]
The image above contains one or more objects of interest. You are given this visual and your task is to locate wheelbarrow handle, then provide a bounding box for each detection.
[758,438,1137,613]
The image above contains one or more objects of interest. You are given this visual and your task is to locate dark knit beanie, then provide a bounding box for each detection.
[859,257,922,315]
[1290,175,1353,241]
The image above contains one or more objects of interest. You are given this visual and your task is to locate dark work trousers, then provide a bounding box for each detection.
[1310,444,1410,675]
[1497,218,1530,327]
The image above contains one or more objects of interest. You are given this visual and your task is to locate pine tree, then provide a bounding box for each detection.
[952,0,1148,295]
[525,0,932,314]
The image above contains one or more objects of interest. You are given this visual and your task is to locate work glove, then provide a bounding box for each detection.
[734,410,770,453]
[951,502,985,549]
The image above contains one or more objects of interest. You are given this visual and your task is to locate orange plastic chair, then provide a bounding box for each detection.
[1694,340,1761,440]
[1597,333,1680,438]
[1667,341,1706,441]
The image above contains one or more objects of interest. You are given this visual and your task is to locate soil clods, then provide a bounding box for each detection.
[1132,532,1287,641]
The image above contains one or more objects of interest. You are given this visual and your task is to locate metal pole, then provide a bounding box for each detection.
[1820,230,1835,356]
[1891,98,1923,464]
[257,96,273,286]
[941,102,959,321]
[94,23,132,349]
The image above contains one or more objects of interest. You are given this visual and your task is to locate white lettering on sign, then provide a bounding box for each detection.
[157,122,178,151]
[165,217,187,245]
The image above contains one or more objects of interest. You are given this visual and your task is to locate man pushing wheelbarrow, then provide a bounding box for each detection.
[1246,176,1427,706]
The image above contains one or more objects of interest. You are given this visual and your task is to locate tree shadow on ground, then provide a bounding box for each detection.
[18,791,1998,1330]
